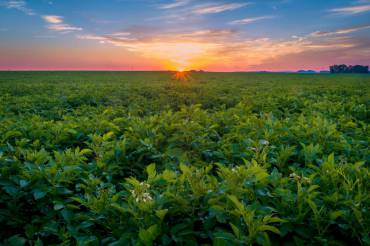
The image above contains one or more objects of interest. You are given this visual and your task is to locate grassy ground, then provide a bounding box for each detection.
[0,72,369,245]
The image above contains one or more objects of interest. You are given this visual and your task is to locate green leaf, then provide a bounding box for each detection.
[264,217,285,224]
[33,189,47,200]
[229,223,241,239]
[227,195,244,211]
[329,211,344,220]
[53,203,64,210]
[327,153,335,165]
[258,225,280,235]
[111,203,127,214]
[156,209,168,220]
[19,180,30,188]
[80,148,93,156]
[75,235,98,246]
[213,231,236,245]
[307,185,320,193]
[3,185,18,196]
[125,177,140,187]
[6,235,26,246]
[179,163,190,174]
[306,199,318,215]
[146,163,156,181]
[139,224,160,246]
[34,238,43,246]
[103,131,115,141]
[161,170,177,183]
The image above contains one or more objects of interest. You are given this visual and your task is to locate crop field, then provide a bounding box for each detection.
[0,71,369,245]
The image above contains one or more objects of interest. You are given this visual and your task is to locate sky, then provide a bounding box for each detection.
[0,0,369,71]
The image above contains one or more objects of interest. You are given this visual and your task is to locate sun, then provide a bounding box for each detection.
[172,70,191,81]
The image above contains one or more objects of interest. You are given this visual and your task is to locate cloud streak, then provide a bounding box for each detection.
[2,2,82,33]
[42,15,82,32]
[42,15,63,24]
[3,0,35,15]
[230,16,274,25]
[329,4,370,15]
[109,32,131,37]
[159,0,190,9]
[310,24,370,37]
[47,24,82,32]
[192,2,249,14]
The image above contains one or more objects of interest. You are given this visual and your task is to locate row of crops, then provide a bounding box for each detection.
[0,72,369,245]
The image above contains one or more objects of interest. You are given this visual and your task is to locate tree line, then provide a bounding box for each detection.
[330,64,369,74]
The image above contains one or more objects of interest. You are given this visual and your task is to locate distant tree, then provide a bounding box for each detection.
[352,65,369,73]
[330,64,369,73]
[298,70,316,73]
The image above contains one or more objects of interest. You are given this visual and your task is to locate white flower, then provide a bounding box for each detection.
[131,182,153,203]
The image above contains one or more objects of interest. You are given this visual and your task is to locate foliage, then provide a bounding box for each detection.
[330,64,369,74]
[0,72,369,245]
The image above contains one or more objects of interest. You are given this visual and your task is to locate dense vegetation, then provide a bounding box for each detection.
[0,71,369,245]
[330,64,369,74]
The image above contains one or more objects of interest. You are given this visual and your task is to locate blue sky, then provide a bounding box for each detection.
[0,0,369,71]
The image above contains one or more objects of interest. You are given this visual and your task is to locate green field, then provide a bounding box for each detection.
[0,72,369,245]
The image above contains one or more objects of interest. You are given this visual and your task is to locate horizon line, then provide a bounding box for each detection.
[0,69,332,73]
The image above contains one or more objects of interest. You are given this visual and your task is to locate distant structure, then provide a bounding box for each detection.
[330,64,369,74]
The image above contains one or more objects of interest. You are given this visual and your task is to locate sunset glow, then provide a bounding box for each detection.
[172,70,191,81]
[0,0,369,71]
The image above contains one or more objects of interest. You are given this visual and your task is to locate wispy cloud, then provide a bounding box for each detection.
[310,25,370,37]
[42,15,82,32]
[2,1,82,33]
[77,34,108,44]
[3,0,35,15]
[230,16,274,25]
[329,4,370,15]
[304,43,355,49]
[42,15,63,24]
[77,34,106,41]
[47,24,82,32]
[109,32,131,37]
[159,0,190,9]
[77,33,134,43]
[192,2,249,14]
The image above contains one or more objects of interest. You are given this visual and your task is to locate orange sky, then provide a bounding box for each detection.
[0,0,369,71]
